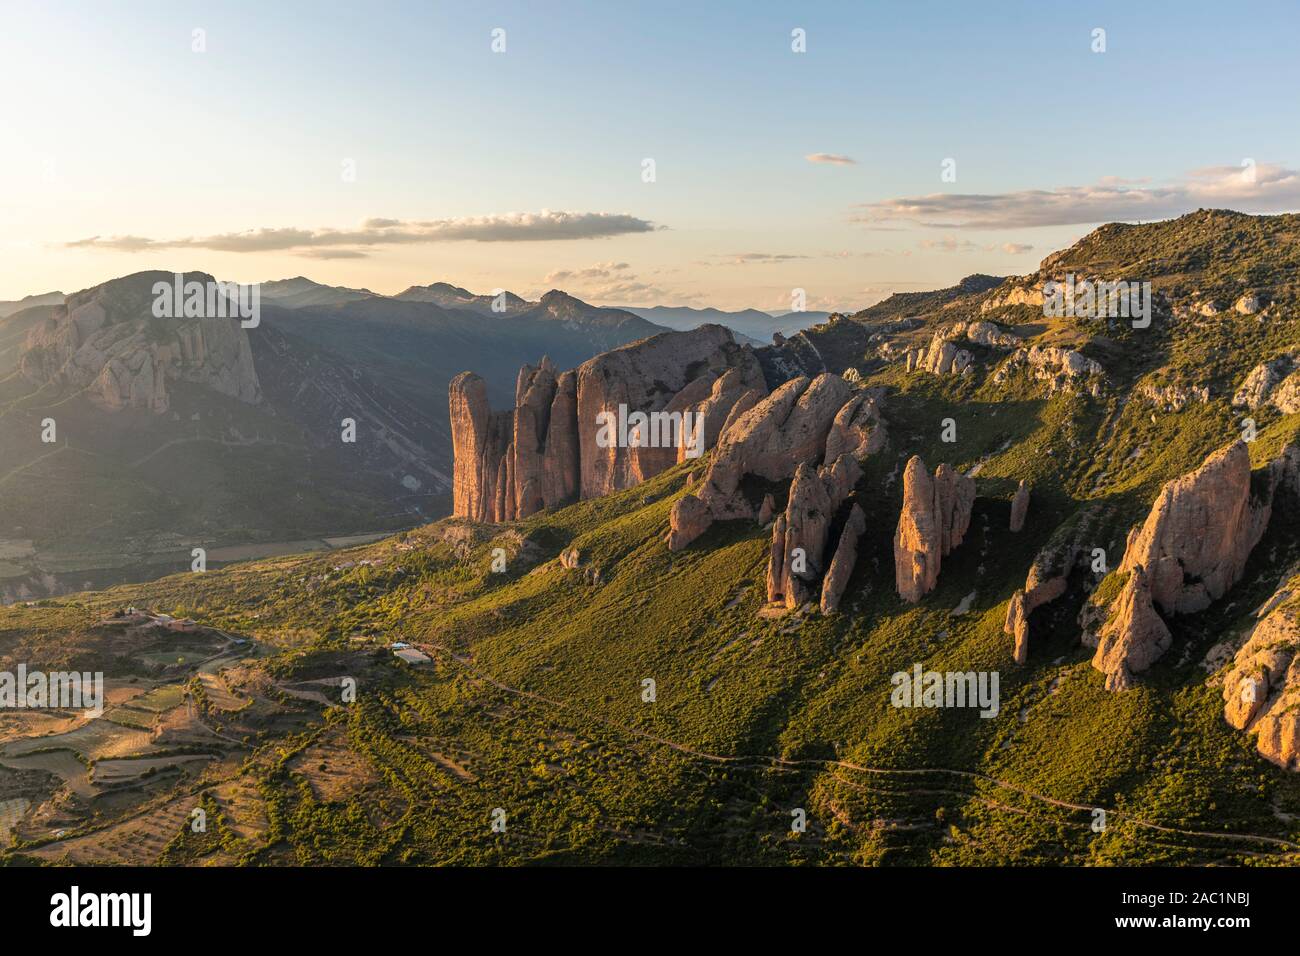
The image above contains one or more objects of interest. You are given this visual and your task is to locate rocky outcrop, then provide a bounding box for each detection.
[757,493,775,526]
[1222,577,1300,770]
[449,372,512,522]
[1006,510,1098,664]
[1009,480,1030,532]
[993,345,1105,397]
[1091,566,1172,691]
[824,392,887,462]
[1119,440,1272,616]
[452,325,765,522]
[1081,440,1290,689]
[766,455,862,609]
[668,373,875,550]
[820,504,866,614]
[1139,382,1211,411]
[1227,353,1289,408]
[893,456,975,602]
[578,326,764,499]
[19,272,261,414]
[900,321,1020,377]
[904,333,973,376]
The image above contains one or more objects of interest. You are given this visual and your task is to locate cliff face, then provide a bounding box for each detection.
[1222,578,1300,770]
[765,454,861,610]
[450,326,765,522]
[1119,440,1271,616]
[1083,440,1293,690]
[667,373,884,551]
[893,456,975,602]
[18,272,261,414]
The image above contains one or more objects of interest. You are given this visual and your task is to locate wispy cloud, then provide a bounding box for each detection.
[918,238,1034,254]
[853,164,1300,229]
[708,252,812,266]
[544,261,631,283]
[65,211,661,257]
[806,153,857,166]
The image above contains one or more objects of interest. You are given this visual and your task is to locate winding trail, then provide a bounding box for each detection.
[421,642,1300,855]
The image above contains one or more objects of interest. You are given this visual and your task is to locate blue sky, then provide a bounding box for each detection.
[3,0,1299,309]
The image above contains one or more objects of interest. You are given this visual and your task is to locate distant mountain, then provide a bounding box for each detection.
[394,281,531,315]
[0,273,667,599]
[0,291,63,318]
[260,276,378,309]
[627,305,827,343]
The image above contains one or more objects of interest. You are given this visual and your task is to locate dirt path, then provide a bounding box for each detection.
[421,643,1300,855]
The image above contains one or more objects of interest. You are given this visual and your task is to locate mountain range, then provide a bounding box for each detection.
[2,209,1299,867]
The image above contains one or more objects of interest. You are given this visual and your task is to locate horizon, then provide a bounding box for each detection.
[5,0,1300,309]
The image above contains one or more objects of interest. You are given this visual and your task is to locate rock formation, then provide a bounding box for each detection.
[1119,440,1271,616]
[1222,576,1300,770]
[1006,509,1098,664]
[992,345,1104,397]
[893,456,975,602]
[1009,480,1030,532]
[1232,353,1299,411]
[668,373,878,550]
[578,325,764,499]
[1082,440,1294,689]
[899,320,1021,378]
[19,272,261,414]
[452,325,765,522]
[766,454,862,609]
[1091,566,1172,691]
[820,504,866,614]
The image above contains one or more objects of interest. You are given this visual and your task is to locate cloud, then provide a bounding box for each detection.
[710,252,812,266]
[918,238,1035,254]
[65,211,660,256]
[544,261,631,283]
[806,153,857,166]
[853,163,1300,229]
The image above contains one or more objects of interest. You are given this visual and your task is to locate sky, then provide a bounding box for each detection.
[3,0,1300,312]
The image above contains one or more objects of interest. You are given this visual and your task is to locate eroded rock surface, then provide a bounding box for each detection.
[1009,480,1030,533]
[1120,440,1272,616]
[820,504,866,614]
[1091,566,1172,691]
[668,373,872,550]
[20,272,261,414]
[453,326,764,522]
[894,456,975,602]
[1222,578,1300,770]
